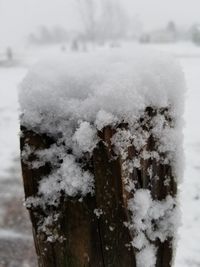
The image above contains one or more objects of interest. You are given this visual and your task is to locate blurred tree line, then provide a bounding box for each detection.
[27,0,200,47]
[28,0,142,46]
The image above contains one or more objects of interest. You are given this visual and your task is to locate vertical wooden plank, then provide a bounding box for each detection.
[20,127,104,267]
[135,107,177,267]
[93,126,136,267]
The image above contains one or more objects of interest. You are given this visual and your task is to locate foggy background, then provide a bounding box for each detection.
[1,0,200,49]
[1,0,200,267]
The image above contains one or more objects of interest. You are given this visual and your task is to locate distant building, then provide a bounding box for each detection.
[190,24,200,45]
[140,22,177,44]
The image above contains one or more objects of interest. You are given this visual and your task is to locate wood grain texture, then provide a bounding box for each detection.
[20,127,104,267]
[93,126,136,267]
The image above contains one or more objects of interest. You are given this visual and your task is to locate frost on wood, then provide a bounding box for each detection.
[19,48,185,266]
[128,190,179,267]
[110,106,183,266]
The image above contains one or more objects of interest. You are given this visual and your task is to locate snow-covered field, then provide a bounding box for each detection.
[0,42,200,266]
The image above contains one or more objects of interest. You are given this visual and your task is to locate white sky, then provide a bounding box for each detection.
[0,0,200,46]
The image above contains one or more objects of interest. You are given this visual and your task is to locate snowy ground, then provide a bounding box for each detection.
[0,42,200,266]
[175,56,200,267]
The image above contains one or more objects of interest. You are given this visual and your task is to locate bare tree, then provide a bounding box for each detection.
[75,0,99,42]
[75,0,129,43]
[99,0,129,41]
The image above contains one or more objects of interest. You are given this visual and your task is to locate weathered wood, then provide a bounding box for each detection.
[93,126,136,267]
[20,106,177,267]
[20,127,104,267]
[127,107,177,267]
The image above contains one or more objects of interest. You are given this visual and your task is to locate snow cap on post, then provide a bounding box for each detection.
[19,49,185,129]
[19,48,185,182]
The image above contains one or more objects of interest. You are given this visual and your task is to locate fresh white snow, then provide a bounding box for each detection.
[19,49,185,129]
[0,68,26,178]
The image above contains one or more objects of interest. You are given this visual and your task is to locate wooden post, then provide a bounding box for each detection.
[20,107,177,267]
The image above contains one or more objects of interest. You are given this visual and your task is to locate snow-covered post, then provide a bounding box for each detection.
[19,50,185,267]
